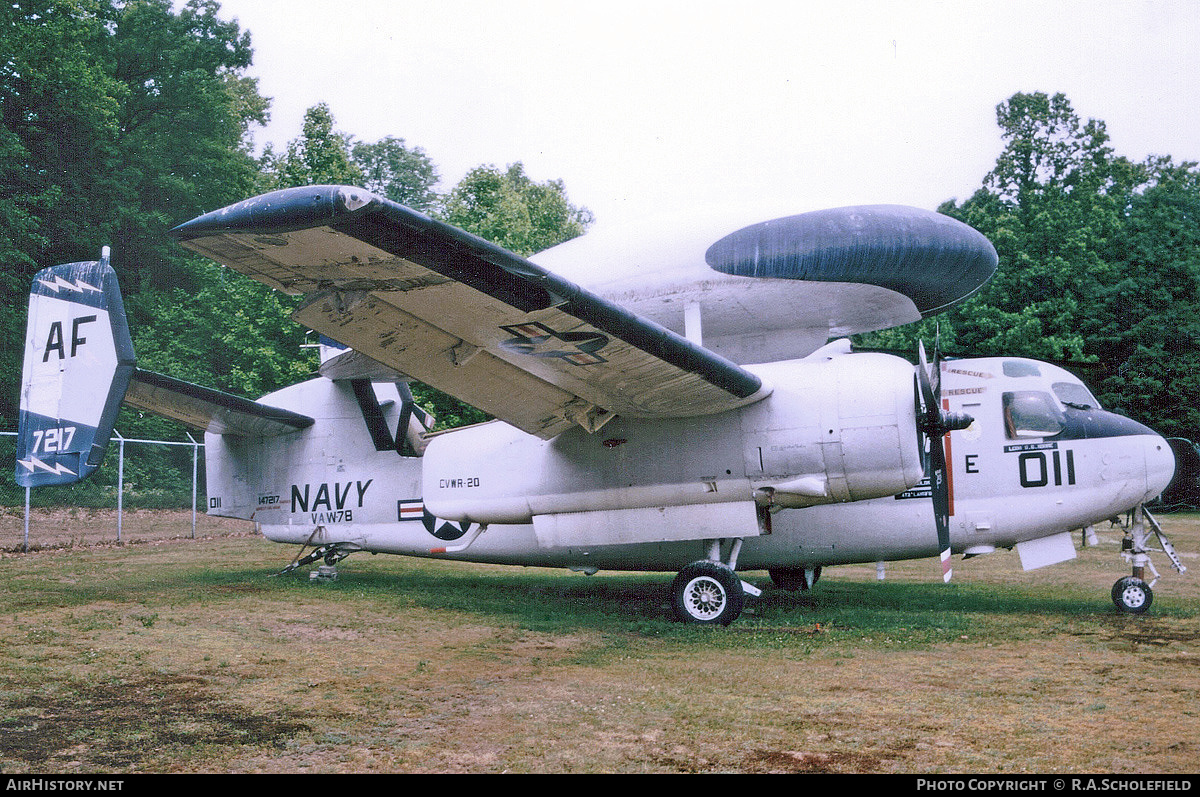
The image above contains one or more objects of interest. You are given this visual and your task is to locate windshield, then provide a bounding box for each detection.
[1052,381,1100,409]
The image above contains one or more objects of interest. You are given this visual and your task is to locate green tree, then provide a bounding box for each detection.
[0,0,271,504]
[1,1,117,427]
[953,93,1200,438]
[439,162,593,256]
[260,103,363,189]
[133,265,316,398]
[943,92,1131,363]
[1089,158,1200,437]
[866,93,1131,359]
[0,0,123,270]
[0,0,268,430]
[862,91,1200,439]
[108,0,268,291]
[151,102,374,404]
[984,92,1121,211]
[352,136,440,212]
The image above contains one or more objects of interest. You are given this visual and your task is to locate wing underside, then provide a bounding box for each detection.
[172,186,769,438]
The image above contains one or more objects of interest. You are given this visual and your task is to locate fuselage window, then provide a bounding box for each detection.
[1003,360,1042,378]
[1003,391,1064,439]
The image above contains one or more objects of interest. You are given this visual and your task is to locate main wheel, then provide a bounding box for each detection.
[1112,576,1153,614]
[672,561,744,625]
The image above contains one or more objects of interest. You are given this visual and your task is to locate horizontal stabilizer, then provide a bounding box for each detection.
[124,369,314,437]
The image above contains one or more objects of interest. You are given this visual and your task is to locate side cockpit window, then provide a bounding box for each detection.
[1003,391,1065,439]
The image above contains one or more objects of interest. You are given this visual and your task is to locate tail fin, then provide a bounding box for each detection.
[15,249,135,487]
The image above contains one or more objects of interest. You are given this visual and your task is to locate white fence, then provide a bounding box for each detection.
[1,430,205,551]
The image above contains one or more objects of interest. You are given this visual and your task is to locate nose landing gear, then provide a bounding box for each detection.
[1109,505,1187,614]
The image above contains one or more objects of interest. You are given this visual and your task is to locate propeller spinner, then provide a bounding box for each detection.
[916,341,973,581]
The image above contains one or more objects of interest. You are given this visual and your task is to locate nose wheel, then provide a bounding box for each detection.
[1109,505,1185,614]
[1112,576,1153,614]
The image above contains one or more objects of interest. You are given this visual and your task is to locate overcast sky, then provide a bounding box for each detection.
[211,0,1200,230]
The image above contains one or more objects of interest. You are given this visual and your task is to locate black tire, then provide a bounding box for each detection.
[672,561,744,625]
[768,566,821,591]
[1112,576,1153,614]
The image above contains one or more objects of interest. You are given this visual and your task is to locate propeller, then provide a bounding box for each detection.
[916,340,974,582]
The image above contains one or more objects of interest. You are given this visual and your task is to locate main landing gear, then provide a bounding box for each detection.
[1103,505,1187,614]
[671,539,762,625]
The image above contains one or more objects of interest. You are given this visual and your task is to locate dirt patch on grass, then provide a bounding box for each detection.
[1,673,310,771]
[742,748,901,774]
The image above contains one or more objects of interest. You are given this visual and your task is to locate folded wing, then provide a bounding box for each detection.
[171,186,770,439]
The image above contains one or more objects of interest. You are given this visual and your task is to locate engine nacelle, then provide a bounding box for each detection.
[422,348,926,530]
[743,350,926,508]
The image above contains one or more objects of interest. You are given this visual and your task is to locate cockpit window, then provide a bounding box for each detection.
[1003,391,1065,439]
[1052,381,1100,410]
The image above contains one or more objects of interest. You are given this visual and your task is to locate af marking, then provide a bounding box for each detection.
[42,315,96,361]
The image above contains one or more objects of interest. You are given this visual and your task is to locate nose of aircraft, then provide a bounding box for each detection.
[1146,433,1177,503]
[1060,404,1176,503]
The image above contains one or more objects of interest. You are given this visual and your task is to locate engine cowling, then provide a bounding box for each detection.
[743,351,926,508]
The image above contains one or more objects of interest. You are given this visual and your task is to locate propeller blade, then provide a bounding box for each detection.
[917,340,937,426]
[928,339,942,400]
[916,339,970,583]
[933,323,944,373]
[928,430,953,582]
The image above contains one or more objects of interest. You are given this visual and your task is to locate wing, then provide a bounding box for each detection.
[171,186,769,439]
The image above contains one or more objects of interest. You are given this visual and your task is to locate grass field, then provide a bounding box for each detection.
[1,509,1198,774]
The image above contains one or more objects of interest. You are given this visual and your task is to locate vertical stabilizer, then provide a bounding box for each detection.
[16,250,135,486]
